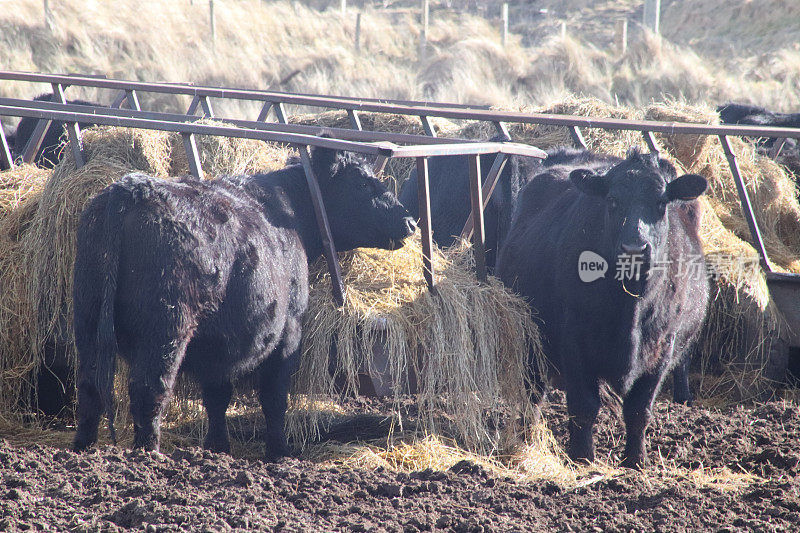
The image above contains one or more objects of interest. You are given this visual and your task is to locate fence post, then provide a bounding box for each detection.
[614,19,628,56]
[43,0,53,29]
[209,0,216,52]
[419,0,429,61]
[501,3,509,47]
[643,0,661,34]
[560,21,566,39]
[340,0,346,15]
[355,12,361,52]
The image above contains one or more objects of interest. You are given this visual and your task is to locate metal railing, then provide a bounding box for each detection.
[0,96,545,305]
[3,70,800,287]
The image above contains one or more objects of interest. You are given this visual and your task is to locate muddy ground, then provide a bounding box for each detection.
[2,392,800,532]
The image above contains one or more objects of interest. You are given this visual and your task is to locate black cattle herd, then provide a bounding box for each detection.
[2,96,797,467]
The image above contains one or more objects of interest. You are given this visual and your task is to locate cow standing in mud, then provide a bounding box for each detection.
[497,148,710,468]
[72,146,416,460]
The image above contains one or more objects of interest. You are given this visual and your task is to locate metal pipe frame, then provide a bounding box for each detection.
[4,70,800,287]
[0,98,543,303]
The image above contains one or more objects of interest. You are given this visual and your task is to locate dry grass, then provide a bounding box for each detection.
[291,236,542,454]
[2,0,800,117]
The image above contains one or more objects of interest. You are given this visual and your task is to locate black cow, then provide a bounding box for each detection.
[72,147,416,460]
[400,147,696,404]
[497,148,709,468]
[13,93,103,168]
[398,148,535,271]
[718,102,800,176]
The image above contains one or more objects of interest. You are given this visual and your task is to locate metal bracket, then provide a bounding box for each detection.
[461,152,508,240]
[298,145,346,306]
[416,156,435,292]
[493,121,511,140]
[347,109,362,130]
[643,130,659,153]
[274,102,288,124]
[257,102,274,122]
[182,132,204,179]
[0,119,13,170]
[52,83,85,168]
[420,115,436,137]
[719,135,771,272]
[569,125,587,149]
[468,154,487,282]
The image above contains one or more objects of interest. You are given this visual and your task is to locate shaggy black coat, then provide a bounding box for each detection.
[497,148,710,468]
[72,147,415,460]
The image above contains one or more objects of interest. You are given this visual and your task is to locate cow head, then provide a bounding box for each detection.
[569,148,707,287]
[311,146,416,251]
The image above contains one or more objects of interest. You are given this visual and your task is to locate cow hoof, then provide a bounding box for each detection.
[620,455,648,470]
[72,435,96,453]
[203,438,231,455]
[264,445,293,463]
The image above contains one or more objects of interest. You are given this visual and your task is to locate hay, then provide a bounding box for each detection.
[290,236,543,454]
[169,119,294,177]
[0,164,49,219]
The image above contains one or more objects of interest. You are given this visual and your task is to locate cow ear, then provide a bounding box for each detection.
[666,174,707,202]
[310,145,341,183]
[570,168,609,197]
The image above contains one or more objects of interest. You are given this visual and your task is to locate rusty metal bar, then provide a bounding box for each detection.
[187,95,201,115]
[274,102,288,124]
[570,125,587,149]
[182,133,204,180]
[3,72,800,141]
[298,145,346,307]
[52,82,85,168]
[0,96,466,148]
[643,130,659,153]
[770,138,787,159]
[257,101,274,122]
[0,120,12,170]
[468,154,487,282]
[719,135,771,272]
[200,96,214,118]
[21,92,58,164]
[420,116,436,137]
[111,90,127,109]
[373,155,389,175]
[416,156,435,292]
[387,142,545,158]
[0,71,492,112]
[347,109,362,130]
[494,121,511,140]
[0,103,396,156]
[125,90,142,111]
[461,153,508,240]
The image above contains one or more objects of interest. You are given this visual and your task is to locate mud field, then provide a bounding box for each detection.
[1,391,799,532]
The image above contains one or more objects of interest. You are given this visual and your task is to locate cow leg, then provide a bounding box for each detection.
[621,372,665,469]
[73,368,104,451]
[258,320,301,462]
[128,339,189,452]
[201,380,233,454]
[564,376,600,464]
[671,355,693,406]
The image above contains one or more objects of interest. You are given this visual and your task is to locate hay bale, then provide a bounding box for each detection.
[0,164,50,220]
[290,236,542,454]
[456,96,646,156]
[169,119,294,177]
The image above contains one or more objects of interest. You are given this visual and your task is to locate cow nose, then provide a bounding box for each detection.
[403,216,417,236]
[621,242,648,255]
